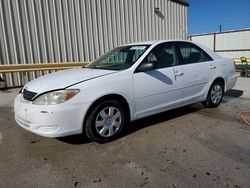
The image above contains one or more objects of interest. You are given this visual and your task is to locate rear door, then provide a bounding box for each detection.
[133,42,184,118]
[175,42,216,101]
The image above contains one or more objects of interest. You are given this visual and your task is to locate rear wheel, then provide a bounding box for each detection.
[85,100,128,143]
[203,81,224,108]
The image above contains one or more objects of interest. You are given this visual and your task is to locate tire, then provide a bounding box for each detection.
[85,99,128,143]
[202,81,224,108]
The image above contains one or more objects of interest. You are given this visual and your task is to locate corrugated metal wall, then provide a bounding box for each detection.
[189,29,250,58]
[0,0,188,87]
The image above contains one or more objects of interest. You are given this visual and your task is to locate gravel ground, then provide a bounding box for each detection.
[0,76,250,188]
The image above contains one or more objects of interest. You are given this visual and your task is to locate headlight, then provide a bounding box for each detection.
[33,89,80,105]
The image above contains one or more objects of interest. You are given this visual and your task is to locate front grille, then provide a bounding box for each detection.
[23,89,37,101]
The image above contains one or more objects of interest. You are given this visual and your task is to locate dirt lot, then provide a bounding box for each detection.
[0,76,250,188]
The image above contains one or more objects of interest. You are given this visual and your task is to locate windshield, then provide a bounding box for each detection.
[87,45,149,70]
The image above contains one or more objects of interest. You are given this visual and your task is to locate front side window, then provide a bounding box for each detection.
[177,42,212,64]
[143,43,178,69]
[87,45,149,70]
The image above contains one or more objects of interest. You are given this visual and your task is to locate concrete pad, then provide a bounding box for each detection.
[0,77,250,187]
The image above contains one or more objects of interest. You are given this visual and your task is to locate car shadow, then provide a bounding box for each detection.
[57,134,91,145]
[222,89,244,104]
[123,104,203,137]
[224,89,243,98]
[58,104,203,145]
[146,70,173,85]
[58,89,244,145]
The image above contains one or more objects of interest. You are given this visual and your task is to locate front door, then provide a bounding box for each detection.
[133,42,184,118]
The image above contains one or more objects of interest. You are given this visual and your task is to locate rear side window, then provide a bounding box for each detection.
[177,42,212,64]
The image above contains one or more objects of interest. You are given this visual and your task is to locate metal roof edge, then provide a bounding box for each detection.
[188,28,250,37]
[171,0,189,6]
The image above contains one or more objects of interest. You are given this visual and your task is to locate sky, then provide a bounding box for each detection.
[188,0,250,34]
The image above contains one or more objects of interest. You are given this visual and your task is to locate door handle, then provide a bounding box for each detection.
[174,70,184,76]
[209,65,216,69]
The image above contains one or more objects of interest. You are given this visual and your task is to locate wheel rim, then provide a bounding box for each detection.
[210,84,223,104]
[95,107,122,138]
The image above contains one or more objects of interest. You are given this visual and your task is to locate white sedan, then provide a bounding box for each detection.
[14,40,237,142]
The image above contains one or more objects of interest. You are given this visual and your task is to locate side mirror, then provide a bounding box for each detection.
[138,61,155,72]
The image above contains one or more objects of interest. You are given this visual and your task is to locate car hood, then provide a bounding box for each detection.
[24,68,117,94]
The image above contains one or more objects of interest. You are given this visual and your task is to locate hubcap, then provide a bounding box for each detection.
[95,107,122,137]
[211,84,223,104]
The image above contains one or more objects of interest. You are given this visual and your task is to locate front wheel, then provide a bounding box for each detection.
[203,81,224,108]
[85,100,128,143]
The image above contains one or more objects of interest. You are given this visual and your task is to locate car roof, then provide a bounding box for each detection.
[121,40,224,60]
[122,40,189,46]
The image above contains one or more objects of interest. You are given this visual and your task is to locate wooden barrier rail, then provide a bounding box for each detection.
[234,58,250,63]
[0,62,88,73]
[0,58,248,81]
[0,58,248,73]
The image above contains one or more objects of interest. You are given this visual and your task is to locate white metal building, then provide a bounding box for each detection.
[189,28,250,58]
[0,0,189,87]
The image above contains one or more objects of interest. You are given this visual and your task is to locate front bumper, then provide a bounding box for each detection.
[14,94,91,137]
